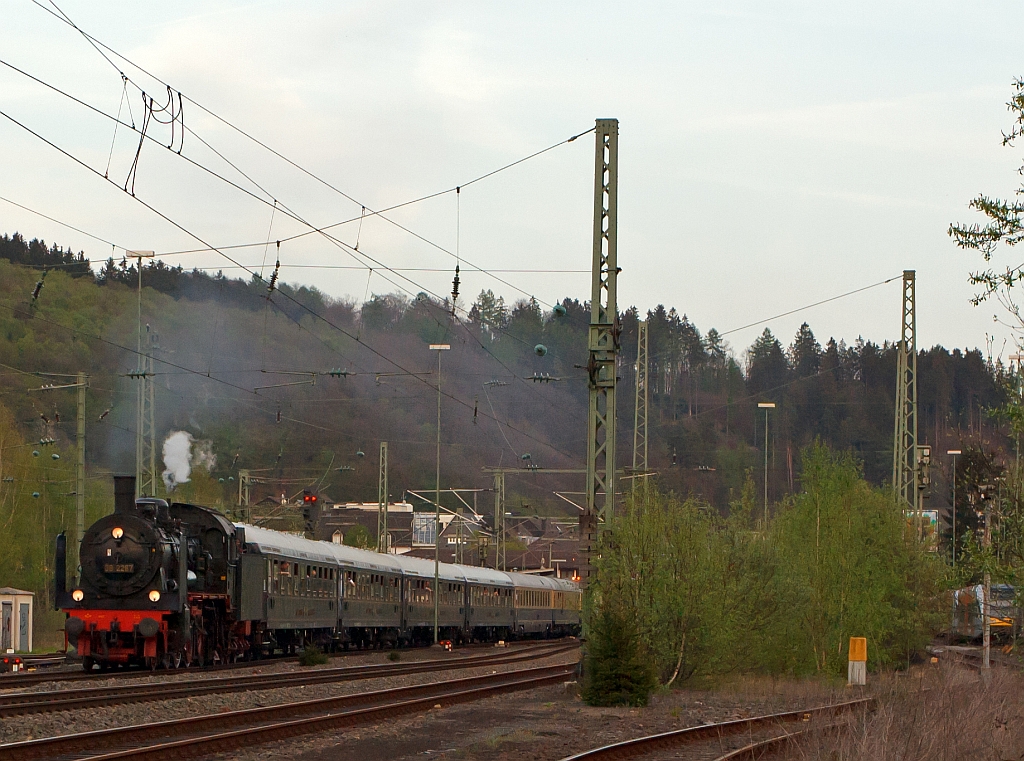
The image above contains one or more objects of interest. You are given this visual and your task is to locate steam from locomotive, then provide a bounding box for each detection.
[161,431,215,491]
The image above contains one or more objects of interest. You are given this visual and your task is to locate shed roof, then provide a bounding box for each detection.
[0,588,34,596]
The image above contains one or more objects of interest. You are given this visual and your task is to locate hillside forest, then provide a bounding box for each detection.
[0,230,1015,626]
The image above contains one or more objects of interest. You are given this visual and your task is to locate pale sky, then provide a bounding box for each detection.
[3,0,1024,360]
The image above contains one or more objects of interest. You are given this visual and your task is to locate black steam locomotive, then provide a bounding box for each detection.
[56,476,580,669]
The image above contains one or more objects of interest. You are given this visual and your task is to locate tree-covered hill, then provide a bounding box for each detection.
[0,231,1012,518]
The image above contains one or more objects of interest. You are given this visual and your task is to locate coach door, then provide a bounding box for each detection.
[18,604,28,652]
[1,602,10,651]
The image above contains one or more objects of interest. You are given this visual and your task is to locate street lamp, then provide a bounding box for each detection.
[429,343,450,645]
[947,449,961,569]
[757,402,776,525]
[917,445,931,541]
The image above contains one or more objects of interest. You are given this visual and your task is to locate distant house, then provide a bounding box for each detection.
[308,501,421,553]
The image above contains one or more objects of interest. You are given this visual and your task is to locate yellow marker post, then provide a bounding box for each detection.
[848,637,867,686]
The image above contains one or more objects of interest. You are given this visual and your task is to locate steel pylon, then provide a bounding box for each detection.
[632,319,649,486]
[582,118,619,585]
[377,441,388,553]
[892,270,917,511]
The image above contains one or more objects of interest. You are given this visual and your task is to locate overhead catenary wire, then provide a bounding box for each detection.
[0,120,572,461]
[4,30,595,470]
[4,17,589,310]
[3,12,586,459]
[718,275,902,338]
[0,54,586,369]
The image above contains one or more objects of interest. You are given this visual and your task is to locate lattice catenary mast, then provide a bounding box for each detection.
[892,270,917,512]
[377,441,388,553]
[582,118,620,585]
[632,320,649,484]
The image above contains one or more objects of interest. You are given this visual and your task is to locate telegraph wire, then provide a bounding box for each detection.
[0,107,574,460]
[639,275,904,371]
[0,55,582,363]
[20,7,591,308]
[718,275,902,338]
[0,297,256,396]
[0,193,584,273]
[3,17,585,446]
[0,193,126,252]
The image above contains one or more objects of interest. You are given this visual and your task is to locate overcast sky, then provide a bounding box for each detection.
[3,0,1024,361]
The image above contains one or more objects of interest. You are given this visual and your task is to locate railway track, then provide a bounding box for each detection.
[558,698,872,761]
[0,661,577,761]
[0,641,576,717]
[709,728,815,761]
[928,644,1020,670]
[0,638,560,690]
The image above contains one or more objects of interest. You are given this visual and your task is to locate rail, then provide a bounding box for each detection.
[558,698,873,760]
[0,641,576,717]
[0,638,566,690]
[0,662,577,761]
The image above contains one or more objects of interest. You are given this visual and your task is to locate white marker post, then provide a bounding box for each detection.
[848,637,867,686]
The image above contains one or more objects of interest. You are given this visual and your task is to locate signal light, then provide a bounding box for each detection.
[72,589,84,602]
[112,527,124,539]
[148,590,161,602]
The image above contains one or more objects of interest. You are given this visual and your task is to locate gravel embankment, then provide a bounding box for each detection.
[214,673,859,761]
[0,647,577,746]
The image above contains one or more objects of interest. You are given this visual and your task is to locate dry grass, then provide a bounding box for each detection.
[787,665,1024,760]
[711,673,846,705]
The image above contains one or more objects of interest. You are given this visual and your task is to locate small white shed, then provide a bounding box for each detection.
[0,588,34,652]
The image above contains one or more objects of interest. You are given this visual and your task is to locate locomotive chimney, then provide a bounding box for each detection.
[113,475,137,514]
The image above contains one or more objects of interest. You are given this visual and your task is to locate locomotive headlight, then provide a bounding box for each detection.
[148,590,161,602]
[111,527,124,540]
[72,589,84,602]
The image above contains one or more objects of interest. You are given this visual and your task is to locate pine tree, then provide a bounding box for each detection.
[582,591,657,707]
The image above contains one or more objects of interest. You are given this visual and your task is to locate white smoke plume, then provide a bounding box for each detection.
[162,431,217,491]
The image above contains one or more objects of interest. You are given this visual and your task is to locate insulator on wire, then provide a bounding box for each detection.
[267,248,280,296]
[31,270,47,302]
[450,265,460,315]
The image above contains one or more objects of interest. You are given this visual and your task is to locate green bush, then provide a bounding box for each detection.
[582,593,657,706]
[582,444,942,697]
[299,645,329,666]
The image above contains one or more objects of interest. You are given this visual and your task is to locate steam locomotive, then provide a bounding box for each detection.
[56,476,580,669]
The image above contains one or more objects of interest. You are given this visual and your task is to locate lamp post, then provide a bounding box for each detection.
[979,482,993,670]
[917,445,931,541]
[947,449,961,569]
[429,343,450,645]
[758,403,776,526]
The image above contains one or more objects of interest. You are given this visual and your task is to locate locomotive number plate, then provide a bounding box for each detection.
[104,563,135,573]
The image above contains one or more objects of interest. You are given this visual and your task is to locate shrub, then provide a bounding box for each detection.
[388,650,401,661]
[298,645,329,666]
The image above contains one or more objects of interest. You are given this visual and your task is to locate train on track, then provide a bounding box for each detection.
[55,476,581,670]
[951,583,1019,641]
